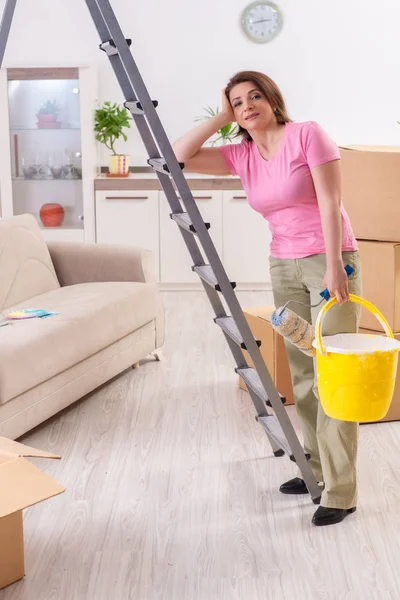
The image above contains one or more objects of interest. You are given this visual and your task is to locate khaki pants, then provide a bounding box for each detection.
[269,251,362,509]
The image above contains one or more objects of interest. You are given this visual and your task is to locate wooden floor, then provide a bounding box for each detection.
[4,291,400,600]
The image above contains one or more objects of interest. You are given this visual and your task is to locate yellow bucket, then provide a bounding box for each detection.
[313,294,400,422]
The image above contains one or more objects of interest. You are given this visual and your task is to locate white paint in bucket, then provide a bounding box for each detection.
[312,333,400,355]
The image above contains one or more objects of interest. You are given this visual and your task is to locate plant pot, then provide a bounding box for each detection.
[37,114,57,123]
[36,114,59,129]
[39,203,65,227]
[108,154,130,176]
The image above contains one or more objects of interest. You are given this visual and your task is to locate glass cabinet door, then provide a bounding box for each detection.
[7,67,84,230]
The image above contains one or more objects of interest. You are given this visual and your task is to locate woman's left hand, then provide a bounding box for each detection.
[323,262,350,305]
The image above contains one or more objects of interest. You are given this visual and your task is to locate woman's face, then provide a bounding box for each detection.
[228,81,275,133]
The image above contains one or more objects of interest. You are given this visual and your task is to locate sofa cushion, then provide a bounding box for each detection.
[0,214,60,310]
[0,281,158,405]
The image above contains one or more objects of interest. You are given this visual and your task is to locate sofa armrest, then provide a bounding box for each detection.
[47,241,157,287]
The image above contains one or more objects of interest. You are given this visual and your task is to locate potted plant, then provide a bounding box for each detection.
[36,99,60,129]
[94,101,132,176]
[194,106,238,145]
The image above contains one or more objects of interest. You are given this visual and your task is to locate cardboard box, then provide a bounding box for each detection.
[238,306,294,405]
[359,329,400,422]
[0,437,64,590]
[340,145,400,242]
[357,240,400,333]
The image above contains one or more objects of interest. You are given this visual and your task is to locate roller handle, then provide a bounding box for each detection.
[319,264,355,301]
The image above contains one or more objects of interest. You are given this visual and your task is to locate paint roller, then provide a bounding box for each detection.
[270,265,355,357]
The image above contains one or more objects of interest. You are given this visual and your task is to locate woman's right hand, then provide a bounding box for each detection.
[221,87,235,123]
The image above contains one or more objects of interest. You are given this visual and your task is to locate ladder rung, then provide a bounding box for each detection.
[236,367,267,403]
[257,415,292,457]
[192,265,236,291]
[125,99,158,115]
[148,158,184,174]
[99,38,132,56]
[236,367,286,407]
[289,452,311,463]
[215,317,261,350]
[266,394,286,408]
[171,212,210,233]
[239,366,303,459]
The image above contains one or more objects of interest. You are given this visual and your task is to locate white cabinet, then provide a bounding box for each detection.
[94,182,273,289]
[159,190,223,284]
[41,227,85,243]
[222,191,271,284]
[95,190,160,279]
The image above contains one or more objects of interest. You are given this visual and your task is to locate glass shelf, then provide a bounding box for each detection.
[11,127,81,131]
[39,224,83,230]
[12,177,82,182]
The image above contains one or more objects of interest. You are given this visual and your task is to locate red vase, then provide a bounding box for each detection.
[40,203,65,227]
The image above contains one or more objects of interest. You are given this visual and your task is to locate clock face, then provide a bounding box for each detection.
[241,1,283,43]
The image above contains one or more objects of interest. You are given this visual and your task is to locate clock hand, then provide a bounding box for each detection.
[252,18,273,24]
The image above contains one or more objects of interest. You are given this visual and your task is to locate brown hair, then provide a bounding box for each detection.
[225,71,291,140]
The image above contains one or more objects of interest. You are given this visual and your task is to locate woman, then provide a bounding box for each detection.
[172,71,362,527]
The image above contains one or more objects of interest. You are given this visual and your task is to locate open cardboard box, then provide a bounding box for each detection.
[0,437,65,590]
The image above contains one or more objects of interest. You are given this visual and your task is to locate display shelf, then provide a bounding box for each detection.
[0,65,98,241]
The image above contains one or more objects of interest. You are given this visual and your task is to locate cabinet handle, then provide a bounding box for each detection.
[232,195,246,200]
[106,196,149,200]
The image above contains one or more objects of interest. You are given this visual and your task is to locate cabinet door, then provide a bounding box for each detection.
[160,190,223,284]
[95,190,160,280]
[0,66,97,241]
[223,191,271,284]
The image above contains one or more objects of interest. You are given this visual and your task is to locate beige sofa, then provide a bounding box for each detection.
[0,214,164,440]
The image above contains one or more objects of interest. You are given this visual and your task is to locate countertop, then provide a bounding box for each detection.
[94,171,244,191]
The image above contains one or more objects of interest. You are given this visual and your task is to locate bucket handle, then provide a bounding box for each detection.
[315,294,394,354]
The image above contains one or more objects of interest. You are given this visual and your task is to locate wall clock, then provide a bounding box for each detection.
[241,1,283,43]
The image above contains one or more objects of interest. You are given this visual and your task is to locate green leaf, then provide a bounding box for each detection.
[204,106,216,117]
[37,98,60,115]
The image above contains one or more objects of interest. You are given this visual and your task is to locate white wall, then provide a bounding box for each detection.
[1,0,399,166]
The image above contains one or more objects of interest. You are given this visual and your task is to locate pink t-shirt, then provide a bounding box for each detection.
[219,121,358,259]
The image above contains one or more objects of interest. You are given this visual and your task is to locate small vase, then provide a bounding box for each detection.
[107,154,130,176]
[39,203,65,227]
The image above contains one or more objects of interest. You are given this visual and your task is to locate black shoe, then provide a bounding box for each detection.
[312,506,356,527]
[279,477,308,495]
[280,478,322,504]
